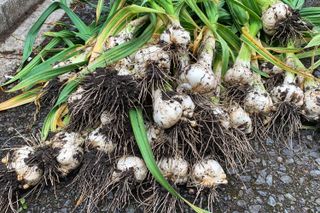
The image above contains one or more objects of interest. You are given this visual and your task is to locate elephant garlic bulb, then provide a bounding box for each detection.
[271,71,304,107]
[179,30,217,94]
[160,23,191,49]
[158,157,189,184]
[153,89,183,129]
[191,159,228,188]
[133,45,171,78]
[261,2,292,35]
[112,156,148,182]
[224,43,254,86]
[88,128,115,154]
[303,80,320,121]
[244,82,274,114]
[2,146,43,189]
[229,105,253,134]
[51,132,84,176]
[212,105,231,129]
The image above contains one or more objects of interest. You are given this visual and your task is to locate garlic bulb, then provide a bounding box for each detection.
[112,156,148,182]
[244,82,274,114]
[191,159,227,188]
[229,105,253,134]
[51,132,84,176]
[212,105,231,129]
[175,93,195,118]
[146,123,163,145]
[133,45,171,78]
[106,16,148,49]
[2,146,43,189]
[153,89,183,129]
[224,59,254,86]
[160,23,191,48]
[88,127,115,154]
[262,2,292,35]
[303,82,320,121]
[158,157,189,184]
[179,31,216,94]
[271,71,304,107]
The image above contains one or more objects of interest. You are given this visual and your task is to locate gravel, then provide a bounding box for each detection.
[0,0,320,212]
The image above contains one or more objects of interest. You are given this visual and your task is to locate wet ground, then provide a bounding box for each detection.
[0,0,320,212]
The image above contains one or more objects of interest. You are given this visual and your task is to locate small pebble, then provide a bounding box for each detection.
[276,157,283,163]
[266,174,273,186]
[249,205,261,213]
[285,193,296,202]
[280,175,293,184]
[268,196,277,207]
[310,170,320,177]
[286,158,294,164]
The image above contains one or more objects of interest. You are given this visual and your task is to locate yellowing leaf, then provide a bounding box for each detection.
[0,88,41,111]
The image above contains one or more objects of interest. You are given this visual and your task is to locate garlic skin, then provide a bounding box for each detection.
[112,156,148,182]
[153,89,183,129]
[133,45,171,78]
[88,128,115,154]
[179,31,216,94]
[68,86,85,105]
[51,132,84,176]
[262,2,292,35]
[212,106,231,129]
[146,123,163,145]
[160,24,191,48]
[303,88,320,121]
[229,105,253,134]
[174,94,195,118]
[271,72,304,107]
[191,159,228,188]
[158,157,189,184]
[224,60,254,86]
[4,146,43,189]
[244,83,274,114]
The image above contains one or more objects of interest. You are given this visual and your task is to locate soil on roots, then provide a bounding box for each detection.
[70,148,114,212]
[142,180,185,213]
[104,170,145,212]
[25,145,61,191]
[138,62,175,102]
[264,73,284,92]
[272,10,312,45]
[192,187,219,212]
[68,68,140,131]
[197,108,253,170]
[267,102,302,144]
[222,84,250,105]
[0,162,20,212]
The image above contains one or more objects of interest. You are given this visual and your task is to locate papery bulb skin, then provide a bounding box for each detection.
[191,159,228,188]
[51,132,84,176]
[133,45,171,78]
[112,156,148,182]
[262,2,292,35]
[153,89,183,129]
[88,128,115,154]
[179,31,216,94]
[158,157,189,184]
[4,146,43,189]
[224,60,254,86]
[160,24,191,49]
[229,105,253,134]
[303,87,320,121]
[244,84,274,114]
